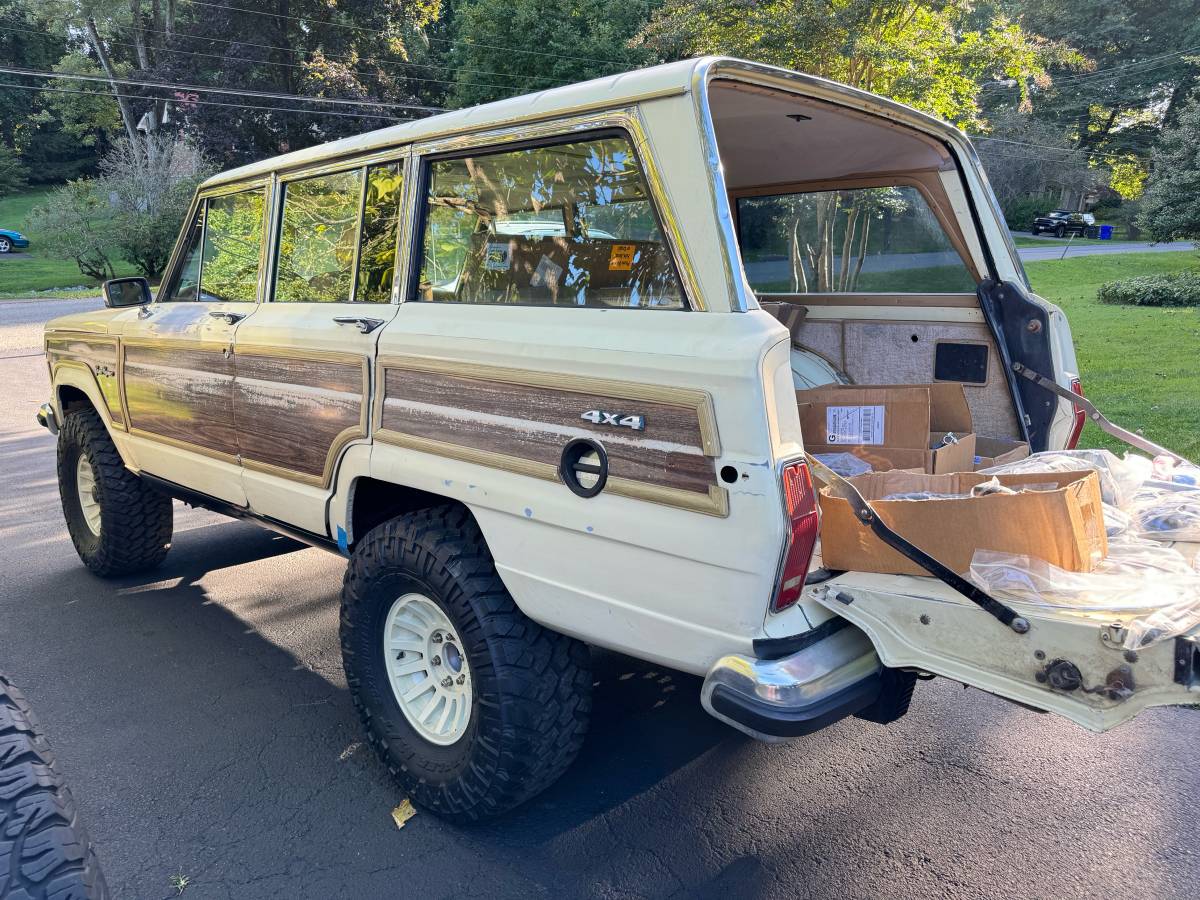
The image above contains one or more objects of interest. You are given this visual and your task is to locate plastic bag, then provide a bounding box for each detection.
[970,543,1200,649]
[880,478,1057,502]
[1129,487,1200,543]
[1102,503,1132,538]
[812,452,873,477]
[981,449,1150,508]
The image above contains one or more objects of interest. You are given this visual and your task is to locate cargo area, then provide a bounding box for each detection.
[709,73,1200,728]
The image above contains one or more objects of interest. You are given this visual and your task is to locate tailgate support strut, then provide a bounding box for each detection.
[1012,362,1194,466]
[807,455,1030,635]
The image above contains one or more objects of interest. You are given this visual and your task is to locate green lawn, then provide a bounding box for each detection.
[1024,250,1200,460]
[1011,234,1115,248]
[0,188,138,296]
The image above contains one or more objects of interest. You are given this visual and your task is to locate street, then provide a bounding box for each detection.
[2,297,1198,900]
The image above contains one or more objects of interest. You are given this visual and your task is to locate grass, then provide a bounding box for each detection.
[1024,250,1200,460]
[0,187,138,296]
[1011,234,1115,248]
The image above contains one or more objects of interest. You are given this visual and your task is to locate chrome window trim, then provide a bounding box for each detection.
[407,109,705,312]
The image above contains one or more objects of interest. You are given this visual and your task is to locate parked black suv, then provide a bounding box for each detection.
[1030,209,1092,238]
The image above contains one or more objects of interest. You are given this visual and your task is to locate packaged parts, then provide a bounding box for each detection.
[981,448,1151,507]
[797,383,976,474]
[818,469,1107,577]
[970,538,1200,649]
[812,452,874,478]
[1129,487,1200,542]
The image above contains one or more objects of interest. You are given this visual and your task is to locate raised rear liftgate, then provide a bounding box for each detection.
[806,380,1200,733]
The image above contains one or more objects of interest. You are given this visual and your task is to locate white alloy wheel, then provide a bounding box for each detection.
[0,237,11,253]
[76,455,102,536]
[383,592,472,745]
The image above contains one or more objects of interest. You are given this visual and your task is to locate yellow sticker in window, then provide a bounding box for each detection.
[608,243,635,271]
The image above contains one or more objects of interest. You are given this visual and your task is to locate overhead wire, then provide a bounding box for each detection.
[0,64,446,111]
[0,20,537,98]
[0,81,405,120]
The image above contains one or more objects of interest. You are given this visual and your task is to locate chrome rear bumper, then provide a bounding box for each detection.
[700,621,882,741]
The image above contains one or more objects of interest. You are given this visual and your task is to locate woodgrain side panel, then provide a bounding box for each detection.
[233,352,366,483]
[378,363,725,514]
[46,335,123,425]
[122,342,239,457]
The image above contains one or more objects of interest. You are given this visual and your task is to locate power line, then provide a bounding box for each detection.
[973,136,1151,163]
[0,20,534,98]
[0,64,445,111]
[171,0,632,69]
[1050,45,1200,85]
[2,8,550,87]
[0,81,403,120]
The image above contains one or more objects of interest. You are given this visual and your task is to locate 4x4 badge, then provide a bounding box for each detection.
[580,409,646,431]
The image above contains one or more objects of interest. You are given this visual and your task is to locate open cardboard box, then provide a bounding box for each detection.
[797,383,976,474]
[818,469,1107,577]
[974,436,1031,470]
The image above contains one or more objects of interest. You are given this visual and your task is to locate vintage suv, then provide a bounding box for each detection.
[39,57,1199,822]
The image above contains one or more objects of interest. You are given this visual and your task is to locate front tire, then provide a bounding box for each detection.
[0,673,108,899]
[0,237,11,253]
[340,506,591,822]
[1054,224,1066,238]
[57,407,172,577]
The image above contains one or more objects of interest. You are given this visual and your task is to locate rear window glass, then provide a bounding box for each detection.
[736,185,977,294]
[416,135,685,309]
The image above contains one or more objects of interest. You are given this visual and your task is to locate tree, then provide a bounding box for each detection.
[449,0,658,107]
[26,180,117,281]
[1136,99,1200,244]
[635,0,1079,131]
[0,145,29,199]
[101,133,210,277]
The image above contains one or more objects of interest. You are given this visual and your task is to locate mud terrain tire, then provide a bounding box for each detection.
[341,505,591,822]
[0,673,108,899]
[57,407,172,577]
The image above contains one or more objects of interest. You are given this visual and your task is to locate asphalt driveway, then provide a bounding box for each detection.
[2,298,1198,899]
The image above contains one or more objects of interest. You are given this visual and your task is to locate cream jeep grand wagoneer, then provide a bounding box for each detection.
[39,58,1199,822]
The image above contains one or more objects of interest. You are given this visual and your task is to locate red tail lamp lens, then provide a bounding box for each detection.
[774,461,820,613]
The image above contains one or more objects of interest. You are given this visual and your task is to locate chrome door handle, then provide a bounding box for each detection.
[137,305,154,319]
[209,311,246,324]
[333,316,385,334]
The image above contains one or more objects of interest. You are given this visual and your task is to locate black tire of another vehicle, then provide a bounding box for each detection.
[57,407,173,577]
[1054,224,1066,238]
[340,505,592,823]
[0,673,108,899]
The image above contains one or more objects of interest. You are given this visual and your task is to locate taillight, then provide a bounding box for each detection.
[773,460,820,613]
[1066,377,1085,449]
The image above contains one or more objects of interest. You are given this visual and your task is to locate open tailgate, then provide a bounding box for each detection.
[810,571,1200,732]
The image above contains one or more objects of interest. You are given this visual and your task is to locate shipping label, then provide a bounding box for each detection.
[826,405,885,445]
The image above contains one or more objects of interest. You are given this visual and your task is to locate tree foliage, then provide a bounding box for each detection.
[635,0,1079,130]
[1136,99,1200,244]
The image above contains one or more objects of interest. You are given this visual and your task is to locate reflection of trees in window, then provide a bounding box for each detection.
[162,205,204,302]
[275,170,362,303]
[738,186,976,294]
[201,190,264,302]
[355,162,404,303]
[418,136,683,309]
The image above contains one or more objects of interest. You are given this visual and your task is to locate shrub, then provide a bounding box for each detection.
[1097,271,1200,307]
[26,180,117,281]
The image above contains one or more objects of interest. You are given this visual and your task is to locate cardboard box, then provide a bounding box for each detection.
[974,437,1031,470]
[818,469,1107,576]
[797,383,976,474]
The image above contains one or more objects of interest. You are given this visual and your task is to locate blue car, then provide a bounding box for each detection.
[0,227,30,253]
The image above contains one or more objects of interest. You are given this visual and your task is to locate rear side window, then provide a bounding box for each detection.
[736,185,977,294]
[415,134,685,309]
[201,189,266,302]
[355,162,404,303]
[275,170,363,303]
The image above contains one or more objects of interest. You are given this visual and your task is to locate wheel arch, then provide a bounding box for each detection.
[52,368,133,466]
[345,476,470,550]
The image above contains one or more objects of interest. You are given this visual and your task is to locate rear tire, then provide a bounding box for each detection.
[340,505,591,822]
[0,673,108,899]
[57,407,172,577]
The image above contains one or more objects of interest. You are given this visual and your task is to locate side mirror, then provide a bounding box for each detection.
[102,277,152,309]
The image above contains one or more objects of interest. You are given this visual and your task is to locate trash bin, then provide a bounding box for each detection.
[1098,224,1114,240]
[1085,225,1099,239]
